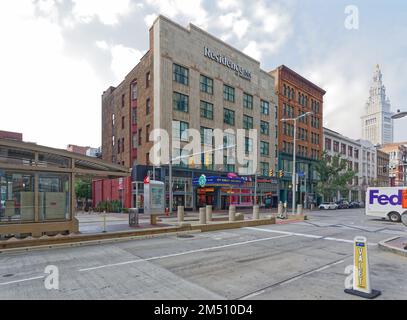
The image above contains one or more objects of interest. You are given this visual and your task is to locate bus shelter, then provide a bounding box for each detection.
[0,138,130,238]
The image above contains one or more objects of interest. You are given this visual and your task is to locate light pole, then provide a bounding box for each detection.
[391,109,407,120]
[281,111,313,215]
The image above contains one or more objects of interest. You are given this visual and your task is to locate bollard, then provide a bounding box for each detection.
[102,213,107,233]
[310,203,315,211]
[229,205,236,222]
[278,202,283,218]
[206,205,213,222]
[297,204,303,215]
[199,207,207,225]
[177,206,185,223]
[253,205,260,220]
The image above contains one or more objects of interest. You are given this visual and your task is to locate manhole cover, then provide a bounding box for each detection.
[177,234,195,239]
[2,274,14,278]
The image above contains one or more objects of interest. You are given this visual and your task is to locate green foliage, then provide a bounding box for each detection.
[75,178,92,200]
[95,200,123,213]
[314,151,357,201]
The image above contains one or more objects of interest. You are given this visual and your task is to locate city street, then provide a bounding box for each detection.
[0,208,406,300]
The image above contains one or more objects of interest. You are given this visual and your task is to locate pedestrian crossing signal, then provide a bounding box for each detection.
[278,170,284,178]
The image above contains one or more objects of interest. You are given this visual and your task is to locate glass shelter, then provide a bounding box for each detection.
[0,139,130,238]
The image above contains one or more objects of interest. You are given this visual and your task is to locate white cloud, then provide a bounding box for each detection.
[110,45,144,81]
[71,0,133,25]
[243,41,261,61]
[144,0,208,28]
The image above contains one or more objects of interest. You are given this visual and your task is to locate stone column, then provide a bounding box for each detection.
[229,205,236,222]
[253,205,260,220]
[177,206,184,223]
[206,205,213,222]
[199,207,206,225]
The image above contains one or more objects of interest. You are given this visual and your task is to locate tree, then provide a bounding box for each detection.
[314,152,357,202]
[75,178,92,210]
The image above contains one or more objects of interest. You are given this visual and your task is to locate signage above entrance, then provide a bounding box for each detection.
[204,47,252,81]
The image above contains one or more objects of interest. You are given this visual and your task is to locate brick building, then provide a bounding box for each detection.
[270,65,325,207]
[0,130,22,141]
[99,15,279,210]
[376,149,390,187]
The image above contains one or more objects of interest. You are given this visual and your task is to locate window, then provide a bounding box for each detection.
[132,108,137,125]
[173,92,189,113]
[117,138,121,153]
[121,94,125,107]
[341,143,347,155]
[121,138,125,153]
[138,129,142,146]
[245,137,253,154]
[146,125,150,142]
[132,134,137,149]
[325,138,332,151]
[243,115,253,130]
[200,127,213,146]
[260,121,269,135]
[223,132,236,148]
[261,100,269,115]
[348,146,353,157]
[354,149,359,159]
[146,98,150,115]
[260,162,269,177]
[200,101,213,120]
[243,93,253,109]
[223,85,235,102]
[112,135,115,146]
[333,141,339,153]
[224,108,235,125]
[131,82,137,100]
[260,141,269,156]
[172,121,189,142]
[121,116,125,129]
[200,75,213,94]
[224,156,235,173]
[146,72,150,88]
[173,64,189,85]
[112,114,115,127]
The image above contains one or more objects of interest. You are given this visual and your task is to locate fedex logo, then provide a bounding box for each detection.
[369,189,407,208]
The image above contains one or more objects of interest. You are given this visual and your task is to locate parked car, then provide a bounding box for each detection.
[336,200,349,209]
[349,201,360,208]
[319,202,338,210]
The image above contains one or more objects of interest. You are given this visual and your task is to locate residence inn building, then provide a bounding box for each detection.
[99,15,279,211]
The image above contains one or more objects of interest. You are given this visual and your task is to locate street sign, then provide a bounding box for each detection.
[199,174,207,187]
[344,236,381,299]
[298,171,305,178]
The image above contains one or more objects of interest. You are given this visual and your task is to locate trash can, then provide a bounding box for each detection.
[129,208,139,227]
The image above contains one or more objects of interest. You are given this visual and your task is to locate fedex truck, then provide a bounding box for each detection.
[366,187,407,223]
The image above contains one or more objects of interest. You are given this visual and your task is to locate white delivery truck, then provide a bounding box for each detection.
[366,187,407,223]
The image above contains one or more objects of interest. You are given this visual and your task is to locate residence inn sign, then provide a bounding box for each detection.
[204,47,252,81]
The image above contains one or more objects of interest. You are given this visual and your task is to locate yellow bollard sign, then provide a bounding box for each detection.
[345,236,381,299]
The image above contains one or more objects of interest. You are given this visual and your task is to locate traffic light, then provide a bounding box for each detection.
[269,169,274,177]
[278,170,284,178]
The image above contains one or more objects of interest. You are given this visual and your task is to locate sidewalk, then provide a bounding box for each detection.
[75,208,308,234]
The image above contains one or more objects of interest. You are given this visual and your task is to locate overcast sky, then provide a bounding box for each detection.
[1,0,406,149]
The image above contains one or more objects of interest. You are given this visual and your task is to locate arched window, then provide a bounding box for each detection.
[291,89,295,100]
[298,92,301,104]
[301,94,305,106]
[283,84,287,96]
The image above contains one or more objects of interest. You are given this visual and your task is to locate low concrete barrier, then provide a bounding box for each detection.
[206,205,213,222]
[253,205,260,220]
[229,205,236,222]
[235,213,244,221]
[177,206,185,223]
[199,207,207,225]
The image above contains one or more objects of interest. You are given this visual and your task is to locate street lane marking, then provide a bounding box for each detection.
[239,258,347,300]
[78,234,292,272]
[245,227,378,246]
[0,275,44,286]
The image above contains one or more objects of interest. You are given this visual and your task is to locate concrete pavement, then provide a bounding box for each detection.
[0,208,406,300]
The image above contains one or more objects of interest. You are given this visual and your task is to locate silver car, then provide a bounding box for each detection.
[319,202,338,210]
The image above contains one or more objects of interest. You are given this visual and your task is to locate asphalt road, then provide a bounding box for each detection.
[0,208,406,300]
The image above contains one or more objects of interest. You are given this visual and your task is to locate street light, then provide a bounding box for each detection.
[392,109,407,120]
[281,111,313,215]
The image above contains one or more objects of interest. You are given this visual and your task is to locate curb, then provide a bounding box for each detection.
[0,218,277,254]
[378,236,407,257]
